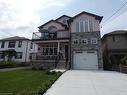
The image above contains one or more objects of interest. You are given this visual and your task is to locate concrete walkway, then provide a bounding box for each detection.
[0,67,31,72]
[44,70,127,95]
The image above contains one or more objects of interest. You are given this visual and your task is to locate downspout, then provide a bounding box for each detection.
[25,40,29,63]
[67,19,72,70]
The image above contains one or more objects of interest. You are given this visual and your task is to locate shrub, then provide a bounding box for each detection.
[0,61,16,68]
[121,55,127,65]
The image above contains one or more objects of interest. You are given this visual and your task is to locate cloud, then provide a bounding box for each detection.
[101,11,127,36]
[0,0,72,39]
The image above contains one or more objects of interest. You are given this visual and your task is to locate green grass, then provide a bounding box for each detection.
[0,69,61,95]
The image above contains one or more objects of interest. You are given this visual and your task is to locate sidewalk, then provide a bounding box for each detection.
[0,67,31,72]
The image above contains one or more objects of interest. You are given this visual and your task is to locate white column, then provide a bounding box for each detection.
[57,42,60,53]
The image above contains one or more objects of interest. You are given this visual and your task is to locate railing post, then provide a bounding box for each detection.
[119,64,122,72]
[57,42,60,53]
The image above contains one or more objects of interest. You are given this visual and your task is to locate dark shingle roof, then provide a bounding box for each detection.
[38,20,67,29]
[0,36,29,41]
[106,30,127,35]
[69,11,103,23]
[102,30,127,41]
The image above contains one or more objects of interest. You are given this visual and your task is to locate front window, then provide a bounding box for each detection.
[42,47,57,55]
[91,38,98,44]
[8,41,15,48]
[0,52,4,58]
[76,20,94,32]
[73,39,79,45]
[82,39,88,44]
[15,52,22,59]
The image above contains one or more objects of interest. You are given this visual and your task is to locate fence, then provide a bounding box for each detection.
[110,64,127,74]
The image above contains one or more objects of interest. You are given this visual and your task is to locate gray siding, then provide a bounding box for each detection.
[107,35,127,50]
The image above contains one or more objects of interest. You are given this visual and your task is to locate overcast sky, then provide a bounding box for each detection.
[0,0,127,39]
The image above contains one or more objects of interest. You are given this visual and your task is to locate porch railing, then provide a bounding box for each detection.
[32,30,69,40]
[31,53,58,60]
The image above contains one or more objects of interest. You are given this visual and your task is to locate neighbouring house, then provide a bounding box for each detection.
[31,11,103,70]
[102,30,127,69]
[0,36,38,63]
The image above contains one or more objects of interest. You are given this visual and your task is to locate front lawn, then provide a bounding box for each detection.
[0,69,61,95]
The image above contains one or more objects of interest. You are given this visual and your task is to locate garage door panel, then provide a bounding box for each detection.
[73,51,98,70]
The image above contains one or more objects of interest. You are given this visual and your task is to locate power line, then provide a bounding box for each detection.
[102,0,127,26]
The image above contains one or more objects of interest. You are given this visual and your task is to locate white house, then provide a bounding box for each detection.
[0,36,38,63]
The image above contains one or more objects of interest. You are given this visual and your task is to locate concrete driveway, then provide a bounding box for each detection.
[44,70,127,95]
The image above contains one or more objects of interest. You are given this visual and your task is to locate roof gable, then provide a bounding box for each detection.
[38,20,66,29]
[70,11,103,23]
[55,15,71,21]
[0,36,29,41]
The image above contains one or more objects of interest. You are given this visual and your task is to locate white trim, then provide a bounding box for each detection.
[73,39,79,45]
[35,39,69,43]
[57,42,60,53]
[81,38,88,44]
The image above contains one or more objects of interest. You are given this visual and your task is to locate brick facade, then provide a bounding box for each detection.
[70,31,103,70]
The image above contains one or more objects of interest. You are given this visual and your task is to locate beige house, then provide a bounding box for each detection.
[102,30,127,69]
[32,11,103,70]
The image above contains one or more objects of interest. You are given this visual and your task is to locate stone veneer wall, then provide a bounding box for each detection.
[70,31,103,70]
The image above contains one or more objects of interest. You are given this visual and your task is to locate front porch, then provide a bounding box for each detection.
[31,41,70,69]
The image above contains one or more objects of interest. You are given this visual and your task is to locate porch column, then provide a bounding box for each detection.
[57,42,60,53]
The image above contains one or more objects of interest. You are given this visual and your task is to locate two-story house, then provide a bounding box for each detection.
[32,11,103,70]
[102,30,127,69]
[0,36,38,63]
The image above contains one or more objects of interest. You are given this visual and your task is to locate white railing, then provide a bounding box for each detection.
[32,30,69,40]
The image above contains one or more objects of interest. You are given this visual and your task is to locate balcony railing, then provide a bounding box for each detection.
[32,30,69,40]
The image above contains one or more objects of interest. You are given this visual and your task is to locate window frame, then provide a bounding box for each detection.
[42,47,58,56]
[8,41,16,48]
[81,38,88,45]
[73,39,79,45]
[15,52,23,59]
[1,41,5,48]
[30,42,33,49]
[18,41,22,48]
[76,20,94,32]
[91,38,98,44]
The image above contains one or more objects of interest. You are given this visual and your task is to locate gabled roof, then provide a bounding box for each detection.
[55,15,72,21]
[0,36,29,41]
[102,30,127,40]
[69,11,103,23]
[38,20,67,29]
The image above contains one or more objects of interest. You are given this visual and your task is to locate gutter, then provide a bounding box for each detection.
[25,41,29,63]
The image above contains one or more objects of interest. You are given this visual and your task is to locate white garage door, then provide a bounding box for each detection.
[73,51,98,70]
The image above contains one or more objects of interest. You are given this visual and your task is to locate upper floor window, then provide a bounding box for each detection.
[8,41,15,48]
[1,41,5,48]
[63,19,67,24]
[48,26,57,32]
[76,20,94,32]
[18,41,22,48]
[30,42,33,49]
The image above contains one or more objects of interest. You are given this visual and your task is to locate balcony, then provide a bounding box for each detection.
[32,30,69,40]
